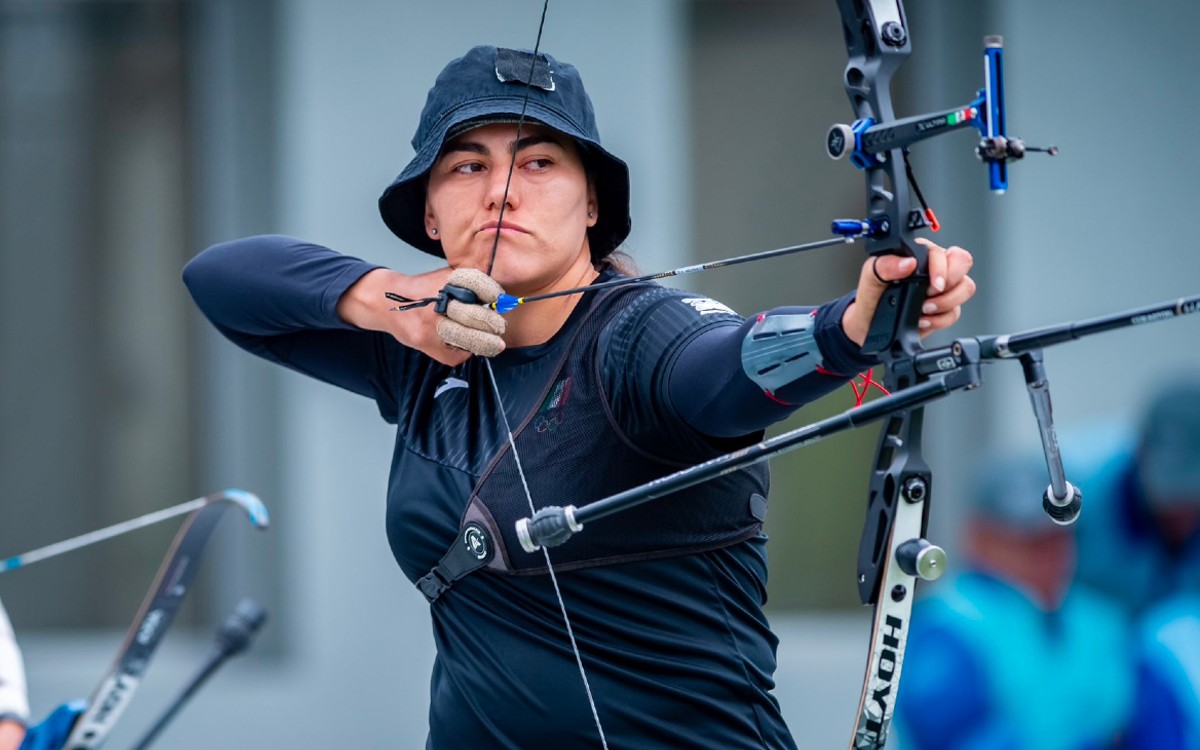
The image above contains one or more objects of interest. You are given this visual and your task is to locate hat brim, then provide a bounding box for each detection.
[379,100,630,263]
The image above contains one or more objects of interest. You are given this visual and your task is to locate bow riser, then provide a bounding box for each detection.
[836,0,930,366]
[835,0,925,258]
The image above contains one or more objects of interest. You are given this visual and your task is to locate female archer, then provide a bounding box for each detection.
[184,45,974,749]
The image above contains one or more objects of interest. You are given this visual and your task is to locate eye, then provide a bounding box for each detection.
[451,161,485,175]
[523,157,553,171]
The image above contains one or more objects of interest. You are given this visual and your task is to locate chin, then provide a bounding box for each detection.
[488,261,543,294]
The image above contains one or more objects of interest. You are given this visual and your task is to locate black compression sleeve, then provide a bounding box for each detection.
[668,292,879,438]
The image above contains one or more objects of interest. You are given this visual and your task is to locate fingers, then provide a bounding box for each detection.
[437,290,506,358]
[915,237,973,295]
[438,318,505,357]
[852,240,977,341]
[446,268,504,305]
[917,275,975,333]
[914,239,975,335]
[439,300,506,357]
[918,304,963,332]
[444,299,506,335]
[434,270,507,358]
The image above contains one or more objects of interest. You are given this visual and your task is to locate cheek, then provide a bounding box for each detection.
[543,183,591,234]
[426,188,462,226]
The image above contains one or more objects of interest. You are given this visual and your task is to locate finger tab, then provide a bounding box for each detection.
[446,300,507,335]
[437,318,505,357]
[446,268,505,304]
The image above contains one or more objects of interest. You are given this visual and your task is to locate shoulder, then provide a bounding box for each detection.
[599,283,742,346]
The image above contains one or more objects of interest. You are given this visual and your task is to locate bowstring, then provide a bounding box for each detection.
[484,1,610,746]
[485,0,548,277]
[483,360,609,749]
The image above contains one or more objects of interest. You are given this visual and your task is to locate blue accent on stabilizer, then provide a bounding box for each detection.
[3,558,20,571]
[222,489,270,528]
[494,294,521,314]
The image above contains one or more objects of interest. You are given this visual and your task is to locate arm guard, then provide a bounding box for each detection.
[741,311,824,394]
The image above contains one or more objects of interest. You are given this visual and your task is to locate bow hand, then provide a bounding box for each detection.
[843,240,976,347]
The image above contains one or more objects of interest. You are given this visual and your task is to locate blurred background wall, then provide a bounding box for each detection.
[0,0,1197,747]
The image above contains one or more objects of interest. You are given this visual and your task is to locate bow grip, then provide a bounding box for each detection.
[861,272,929,358]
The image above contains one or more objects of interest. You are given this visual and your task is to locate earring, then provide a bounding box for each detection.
[431,228,439,236]
[587,212,595,219]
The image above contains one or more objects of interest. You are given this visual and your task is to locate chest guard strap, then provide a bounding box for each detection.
[416,517,497,603]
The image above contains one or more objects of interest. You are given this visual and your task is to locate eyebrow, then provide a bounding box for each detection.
[440,133,567,159]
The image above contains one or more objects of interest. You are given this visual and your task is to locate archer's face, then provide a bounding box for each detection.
[424,123,598,296]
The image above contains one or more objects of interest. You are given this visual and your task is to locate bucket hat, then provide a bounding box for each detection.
[379,45,631,262]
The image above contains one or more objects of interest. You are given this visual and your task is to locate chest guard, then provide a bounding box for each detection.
[417,285,769,601]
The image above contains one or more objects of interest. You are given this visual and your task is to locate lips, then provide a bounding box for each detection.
[479,220,529,235]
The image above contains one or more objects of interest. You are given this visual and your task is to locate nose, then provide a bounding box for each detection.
[485,159,519,213]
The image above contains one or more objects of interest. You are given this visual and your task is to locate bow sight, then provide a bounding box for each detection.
[826,33,1056,205]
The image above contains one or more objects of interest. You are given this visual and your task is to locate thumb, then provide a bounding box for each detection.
[846,255,918,346]
[867,255,918,288]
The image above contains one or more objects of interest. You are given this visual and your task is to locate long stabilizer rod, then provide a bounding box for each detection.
[2,497,209,574]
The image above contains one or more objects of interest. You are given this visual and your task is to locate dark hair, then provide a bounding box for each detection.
[598,250,638,275]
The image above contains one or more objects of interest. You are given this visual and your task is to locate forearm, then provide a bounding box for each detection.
[183,234,379,339]
[336,267,411,333]
[183,235,420,401]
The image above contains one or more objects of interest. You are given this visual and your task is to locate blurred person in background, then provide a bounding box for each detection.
[1070,377,1200,615]
[894,455,1133,750]
[0,599,83,750]
[1125,592,1200,750]
[0,599,28,750]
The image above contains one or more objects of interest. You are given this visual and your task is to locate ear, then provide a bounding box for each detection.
[586,183,599,228]
[424,200,439,240]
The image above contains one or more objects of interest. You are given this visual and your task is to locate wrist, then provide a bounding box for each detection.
[841,300,868,347]
[337,268,401,331]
